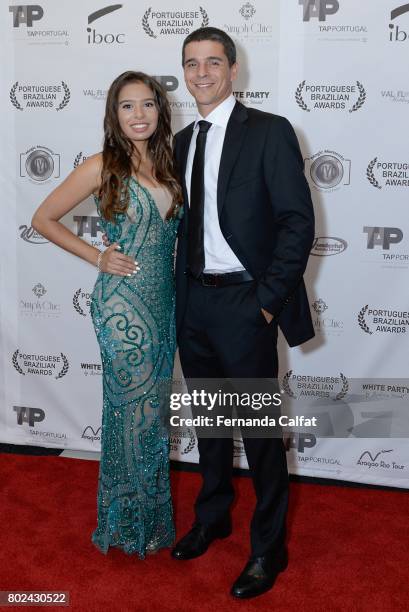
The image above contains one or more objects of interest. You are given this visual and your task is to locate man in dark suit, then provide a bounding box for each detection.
[171,27,315,599]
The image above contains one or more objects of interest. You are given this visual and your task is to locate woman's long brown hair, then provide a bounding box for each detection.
[99,71,182,221]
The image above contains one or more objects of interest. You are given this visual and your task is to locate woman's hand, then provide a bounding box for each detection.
[99,243,140,277]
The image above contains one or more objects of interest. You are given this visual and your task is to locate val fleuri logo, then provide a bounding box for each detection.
[389,3,409,41]
[87,4,125,44]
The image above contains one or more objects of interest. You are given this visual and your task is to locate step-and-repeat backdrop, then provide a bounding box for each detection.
[1,1,408,487]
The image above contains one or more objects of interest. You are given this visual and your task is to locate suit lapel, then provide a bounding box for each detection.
[177,124,194,231]
[179,124,194,199]
[217,101,248,217]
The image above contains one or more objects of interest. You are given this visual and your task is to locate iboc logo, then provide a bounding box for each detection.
[389,4,409,42]
[358,306,409,334]
[299,0,339,22]
[87,5,125,44]
[305,150,350,190]
[20,146,60,182]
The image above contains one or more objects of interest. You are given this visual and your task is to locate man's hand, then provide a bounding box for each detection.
[261,308,274,324]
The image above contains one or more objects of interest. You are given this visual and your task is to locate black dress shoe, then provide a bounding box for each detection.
[231,549,288,599]
[171,520,232,560]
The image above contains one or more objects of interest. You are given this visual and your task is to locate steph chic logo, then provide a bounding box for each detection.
[312,298,328,314]
[239,2,256,20]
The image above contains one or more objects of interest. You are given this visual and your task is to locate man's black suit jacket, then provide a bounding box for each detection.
[174,100,315,348]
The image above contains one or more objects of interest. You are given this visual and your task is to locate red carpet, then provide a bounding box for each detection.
[1,453,408,611]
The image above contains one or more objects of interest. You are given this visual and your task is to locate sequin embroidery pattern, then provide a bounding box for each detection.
[90,178,180,558]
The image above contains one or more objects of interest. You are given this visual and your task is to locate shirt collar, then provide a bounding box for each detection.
[193,94,236,130]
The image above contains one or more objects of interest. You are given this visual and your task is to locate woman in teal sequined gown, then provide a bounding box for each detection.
[91,178,179,556]
[32,71,182,558]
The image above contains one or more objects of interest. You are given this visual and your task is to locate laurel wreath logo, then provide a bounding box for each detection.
[349,81,366,112]
[56,81,70,111]
[358,305,373,335]
[55,353,69,379]
[73,152,83,169]
[199,6,209,26]
[295,81,310,112]
[282,370,296,398]
[142,8,156,38]
[143,6,208,38]
[73,288,87,316]
[334,373,348,401]
[10,82,23,111]
[366,157,382,189]
[12,350,25,375]
[13,349,69,377]
[181,428,196,454]
[282,370,349,400]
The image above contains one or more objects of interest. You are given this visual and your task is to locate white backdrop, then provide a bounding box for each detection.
[1,1,408,488]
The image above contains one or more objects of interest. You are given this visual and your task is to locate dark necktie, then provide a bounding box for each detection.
[188,120,212,277]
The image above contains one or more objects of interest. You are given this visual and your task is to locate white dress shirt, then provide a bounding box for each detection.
[185,94,245,273]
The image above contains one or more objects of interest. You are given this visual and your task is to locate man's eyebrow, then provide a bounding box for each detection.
[184,55,224,64]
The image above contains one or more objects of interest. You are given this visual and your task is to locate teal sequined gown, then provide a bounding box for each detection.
[90,178,180,557]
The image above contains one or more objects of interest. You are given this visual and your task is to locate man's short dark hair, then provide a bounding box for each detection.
[182,27,237,67]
